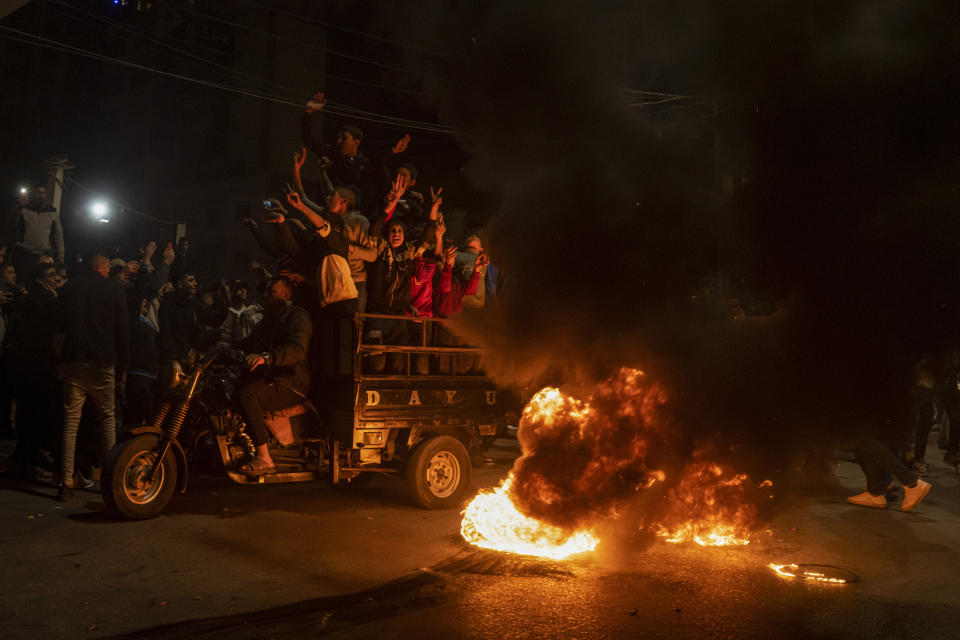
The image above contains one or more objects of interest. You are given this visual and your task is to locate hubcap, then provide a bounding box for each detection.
[425,451,460,498]
[122,450,164,505]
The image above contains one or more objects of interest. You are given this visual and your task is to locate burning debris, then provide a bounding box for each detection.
[652,460,758,547]
[768,563,856,584]
[461,368,772,559]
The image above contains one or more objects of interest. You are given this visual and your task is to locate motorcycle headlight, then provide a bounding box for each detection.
[159,360,187,391]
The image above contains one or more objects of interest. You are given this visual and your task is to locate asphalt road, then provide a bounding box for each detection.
[2,438,959,640]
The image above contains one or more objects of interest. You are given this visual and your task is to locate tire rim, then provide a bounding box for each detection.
[122,450,164,505]
[426,451,460,499]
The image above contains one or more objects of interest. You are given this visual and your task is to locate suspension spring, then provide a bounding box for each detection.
[150,401,173,430]
[165,399,193,441]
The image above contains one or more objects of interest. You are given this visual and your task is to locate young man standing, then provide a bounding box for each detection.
[56,252,129,501]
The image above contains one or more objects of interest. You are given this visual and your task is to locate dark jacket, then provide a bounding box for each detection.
[240,302,312,394]
[60,272,129,368]
[129,316,159,377]
[14,281,59,373]
[301,112,369,192]
[158,291,201,359]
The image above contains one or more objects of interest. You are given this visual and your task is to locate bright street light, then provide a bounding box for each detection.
[91,201,108,219]
[19,186,27,195]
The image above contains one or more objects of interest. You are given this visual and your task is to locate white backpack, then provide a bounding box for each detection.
[318,254,358,307]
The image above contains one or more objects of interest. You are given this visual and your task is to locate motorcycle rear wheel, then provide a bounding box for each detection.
[102,434,178,520]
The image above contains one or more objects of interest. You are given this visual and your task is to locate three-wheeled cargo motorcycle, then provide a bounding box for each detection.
[101,313,519,519]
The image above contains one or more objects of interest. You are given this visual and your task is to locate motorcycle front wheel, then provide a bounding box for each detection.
[102,434,178,520]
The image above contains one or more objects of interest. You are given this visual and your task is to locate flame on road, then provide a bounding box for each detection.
[459,368,769,558]
[460,475,599,560]
[653,461,759,547]
[768,563,853,584]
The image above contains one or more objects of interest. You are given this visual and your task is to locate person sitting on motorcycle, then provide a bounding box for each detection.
[236,277,312,476]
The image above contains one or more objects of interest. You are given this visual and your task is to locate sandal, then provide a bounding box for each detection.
[239,459,277,476]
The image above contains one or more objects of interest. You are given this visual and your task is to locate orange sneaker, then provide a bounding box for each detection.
[846,491,887,508]
[901,480,931,512]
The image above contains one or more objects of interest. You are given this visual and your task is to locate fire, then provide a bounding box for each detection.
[508,373,668,530]
[768,563,853,584]
[461,370,663,560]
[460,475,599,560]
[459,367,768,558]
[653,460,759,547]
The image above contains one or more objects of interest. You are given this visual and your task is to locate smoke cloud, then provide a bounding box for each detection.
[386,2,960,481]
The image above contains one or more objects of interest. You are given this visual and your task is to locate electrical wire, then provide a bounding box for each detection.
[149,0,449,84]
[231,0,454,60]
[0,27,302,104]
[4,19,459,131]
[47,0,304,99]
[0,26,466,135]
[47,0,432,99]
[611,86,702,99]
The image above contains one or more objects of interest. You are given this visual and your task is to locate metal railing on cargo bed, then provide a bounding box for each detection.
[354,312,487,378]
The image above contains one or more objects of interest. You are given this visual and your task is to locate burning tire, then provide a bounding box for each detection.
[102,434,178,520]
[406,435,472,509]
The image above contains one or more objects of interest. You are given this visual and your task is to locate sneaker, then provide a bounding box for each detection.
[55,485,74,502]
[74,472,95,490]
[846,491,887,508]
[911,461,929,477]
[901,479,932,512]
[471,455,495,467]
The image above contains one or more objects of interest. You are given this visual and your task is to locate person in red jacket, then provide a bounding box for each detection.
[433,244,485,374]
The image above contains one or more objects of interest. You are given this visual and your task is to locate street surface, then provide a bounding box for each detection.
[2,438,959,639]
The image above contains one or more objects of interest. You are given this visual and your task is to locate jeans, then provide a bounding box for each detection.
[912,385,943,463]
[61,362,116,488]
[944,387,960,456]
[856,436,918,496]
[237,379,305,447]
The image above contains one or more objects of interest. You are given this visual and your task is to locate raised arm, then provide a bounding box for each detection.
[438,246,457,294]
[155,242,175,287]
[300,91,328,156]
[432,216,446,259]
[368,173,409,238]
[464,253,488,297]
[292,147,329,212]
[51,209,65,263]
[285,191,335,232]
[292,146,307,195]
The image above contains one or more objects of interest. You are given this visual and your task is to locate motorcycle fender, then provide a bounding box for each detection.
[128,427,189,494]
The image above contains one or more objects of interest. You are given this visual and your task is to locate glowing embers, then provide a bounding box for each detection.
[461,475,599,560]
[653,461,762,547]
[768,563,857,584]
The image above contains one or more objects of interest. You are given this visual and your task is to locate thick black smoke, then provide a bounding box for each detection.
[385,1,960,479]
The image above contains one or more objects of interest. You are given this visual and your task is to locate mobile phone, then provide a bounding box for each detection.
[262,199,272,208]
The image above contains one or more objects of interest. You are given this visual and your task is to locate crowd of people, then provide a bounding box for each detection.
[0,91,504,498]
